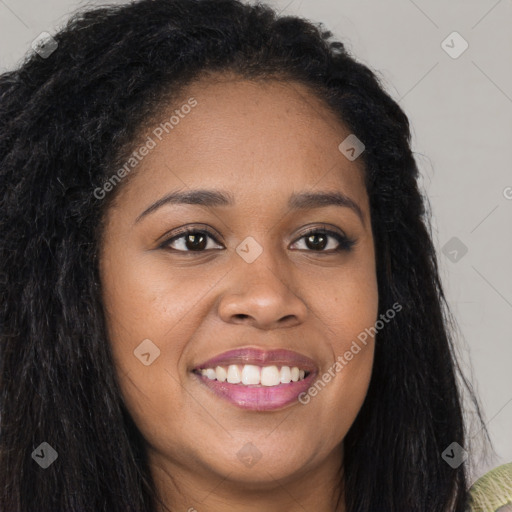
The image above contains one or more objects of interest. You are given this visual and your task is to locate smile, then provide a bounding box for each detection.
[195,364,309,386]
[192,347,318,411]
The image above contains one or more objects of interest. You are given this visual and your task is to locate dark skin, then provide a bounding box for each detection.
[99,73,378,512]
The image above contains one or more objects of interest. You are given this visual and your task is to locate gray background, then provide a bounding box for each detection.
[1,0,510,484]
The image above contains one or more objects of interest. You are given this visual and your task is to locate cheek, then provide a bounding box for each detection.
[301,285,376,444]
[100,250,206,365]
[99,250,216,432]
[309,250,379,350]
[99,250,198,454]
[302,255,378,424]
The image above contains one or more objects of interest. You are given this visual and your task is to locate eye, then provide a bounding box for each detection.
[290,227,356,253]
[160,225,356,253]
[160,227,223,252]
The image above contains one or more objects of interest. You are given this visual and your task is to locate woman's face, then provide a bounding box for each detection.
[99,74,379,507]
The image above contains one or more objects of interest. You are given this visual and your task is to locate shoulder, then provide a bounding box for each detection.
[467,462,512,512]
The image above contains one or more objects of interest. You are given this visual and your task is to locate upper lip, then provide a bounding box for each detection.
[193,347,318,373]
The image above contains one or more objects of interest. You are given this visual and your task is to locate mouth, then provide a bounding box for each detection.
[191,347,318,411]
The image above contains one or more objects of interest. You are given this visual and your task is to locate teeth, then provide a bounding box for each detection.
[215,366,227,382]
[227,364,241,384]
[198,364,308,386]
[261,365,280,386]
[205,368,216,380]
[241,364,260,385]
[280,366,291,383]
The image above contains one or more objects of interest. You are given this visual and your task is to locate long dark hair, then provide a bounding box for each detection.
[0,0,488,510]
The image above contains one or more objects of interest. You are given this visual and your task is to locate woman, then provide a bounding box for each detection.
[0,0,491,510]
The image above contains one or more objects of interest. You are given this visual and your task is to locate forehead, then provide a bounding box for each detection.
[112,73,368,216]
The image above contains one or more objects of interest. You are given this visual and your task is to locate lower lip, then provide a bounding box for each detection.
[193,372,316,411]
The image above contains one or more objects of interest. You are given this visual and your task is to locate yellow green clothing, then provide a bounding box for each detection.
[468,463,512,512]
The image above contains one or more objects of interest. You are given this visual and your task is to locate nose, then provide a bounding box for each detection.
[217,255,308,330]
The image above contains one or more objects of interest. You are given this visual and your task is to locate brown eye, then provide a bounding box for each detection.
[161,226,356,254]
[305,232,328,251]
[162,229,223,252]
[291,228,356,253]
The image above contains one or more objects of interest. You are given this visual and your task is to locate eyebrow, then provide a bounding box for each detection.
[134,188,365,225]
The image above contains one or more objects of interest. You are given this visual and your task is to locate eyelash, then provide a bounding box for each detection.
[160,225,356,254]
